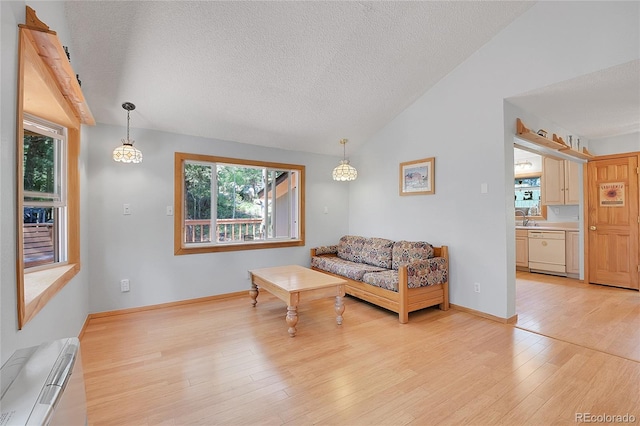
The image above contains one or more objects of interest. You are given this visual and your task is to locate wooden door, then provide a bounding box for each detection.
[587,154,639,289]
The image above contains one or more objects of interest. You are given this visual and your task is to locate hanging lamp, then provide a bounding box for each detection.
[332,138,357,181]
[113,102,142,163]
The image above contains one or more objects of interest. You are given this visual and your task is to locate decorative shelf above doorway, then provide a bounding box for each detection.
[515,118,594,161]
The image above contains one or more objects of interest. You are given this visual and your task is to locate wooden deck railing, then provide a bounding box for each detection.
[23,223,55,268]
[185,218,263,243]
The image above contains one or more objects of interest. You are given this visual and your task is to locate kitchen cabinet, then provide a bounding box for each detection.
[541,157,580,205]
[515,229,529,271]
[566,231,580,277]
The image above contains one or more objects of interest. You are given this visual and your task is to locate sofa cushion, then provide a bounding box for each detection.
[361,237,394,269]
[407,258,448,287]
[392,241,434,270]
[363,262,445,291]
[311,256,386,281]
[314,245,338,255]
[362,270,399,292]
[337,235,367,263]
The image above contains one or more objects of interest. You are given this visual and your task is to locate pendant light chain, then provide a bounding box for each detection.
[126,109,131,141]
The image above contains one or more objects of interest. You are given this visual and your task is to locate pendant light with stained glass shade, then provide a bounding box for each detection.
[332,138,357,181]
[113,102,142,164]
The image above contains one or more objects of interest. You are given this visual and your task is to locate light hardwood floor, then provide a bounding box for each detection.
[80,277,640,425]
[516,271,640,362]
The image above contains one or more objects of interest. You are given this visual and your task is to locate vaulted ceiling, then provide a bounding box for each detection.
[63,1,637,156]
[63,1,534,155]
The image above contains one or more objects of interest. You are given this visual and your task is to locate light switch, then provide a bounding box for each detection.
[123,204,131,215]
[166,206,173,216]
[481,183,488,194]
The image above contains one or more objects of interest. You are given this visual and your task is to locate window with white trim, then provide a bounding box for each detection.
[23,115,68,269]
[175,153,305,254]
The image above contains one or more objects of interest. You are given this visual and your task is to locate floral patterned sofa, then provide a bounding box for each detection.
[310,235,449,323]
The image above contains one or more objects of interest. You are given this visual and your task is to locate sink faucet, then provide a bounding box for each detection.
[516,210,528,226]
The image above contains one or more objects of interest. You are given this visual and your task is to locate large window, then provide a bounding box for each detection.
[17,14,88,329]
[23,116,68,269]
[175,153,305,254]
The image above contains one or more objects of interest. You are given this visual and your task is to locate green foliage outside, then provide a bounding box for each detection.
[24,133,54,195]
[185,163,265,220]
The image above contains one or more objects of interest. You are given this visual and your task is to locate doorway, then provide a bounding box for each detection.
[513,145,584,277]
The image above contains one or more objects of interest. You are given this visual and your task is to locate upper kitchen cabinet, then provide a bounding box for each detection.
[541,157,580,205]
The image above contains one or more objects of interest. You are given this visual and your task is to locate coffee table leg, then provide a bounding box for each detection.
[286,306,298,337]
[335,295,345,325]
[250,282,259,307]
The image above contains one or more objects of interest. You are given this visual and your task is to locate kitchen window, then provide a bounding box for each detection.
[515,177,540,215]
[175,152,305,254]
[515,176,547,220]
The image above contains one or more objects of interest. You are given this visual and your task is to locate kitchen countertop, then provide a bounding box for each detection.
[516,222,579,232]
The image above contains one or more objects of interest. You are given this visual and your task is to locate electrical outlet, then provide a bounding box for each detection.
[120,279,130,292]
[474,282,480,293]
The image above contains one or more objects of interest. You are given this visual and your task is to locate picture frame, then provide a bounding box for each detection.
[399,157,435,196]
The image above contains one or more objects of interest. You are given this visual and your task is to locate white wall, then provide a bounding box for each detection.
[3,2,638,357]
[348,1,639,319]
[86,124,349,313]
[1,1,90,364]
[589,132,640,156]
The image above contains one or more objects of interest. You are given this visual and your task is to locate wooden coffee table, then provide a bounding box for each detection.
[249,265,347,337]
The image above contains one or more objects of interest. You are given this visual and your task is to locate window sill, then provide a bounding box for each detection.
[175,239,304,255]
[23,263,80,326]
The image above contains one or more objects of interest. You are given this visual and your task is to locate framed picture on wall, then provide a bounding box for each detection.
[399,157,435,196]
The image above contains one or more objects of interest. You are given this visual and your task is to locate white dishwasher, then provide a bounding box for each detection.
[528,230,566,275]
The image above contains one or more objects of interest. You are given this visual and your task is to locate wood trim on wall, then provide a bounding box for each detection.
[582,161,589,284]
[173,152,306,255]
[22,29,78,128]
[86,292,247,320]
[450,303,518,324]
[20,6,95,125]
[16,27,26,328]
[67,127,81,264]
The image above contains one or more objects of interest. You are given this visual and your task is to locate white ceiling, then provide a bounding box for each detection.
[508,59,640,142]
[63,1,535,155]
[63,2,637,156]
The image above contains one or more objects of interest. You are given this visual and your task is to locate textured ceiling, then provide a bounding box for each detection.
[508,60,640,142]
[63,1,534,155]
